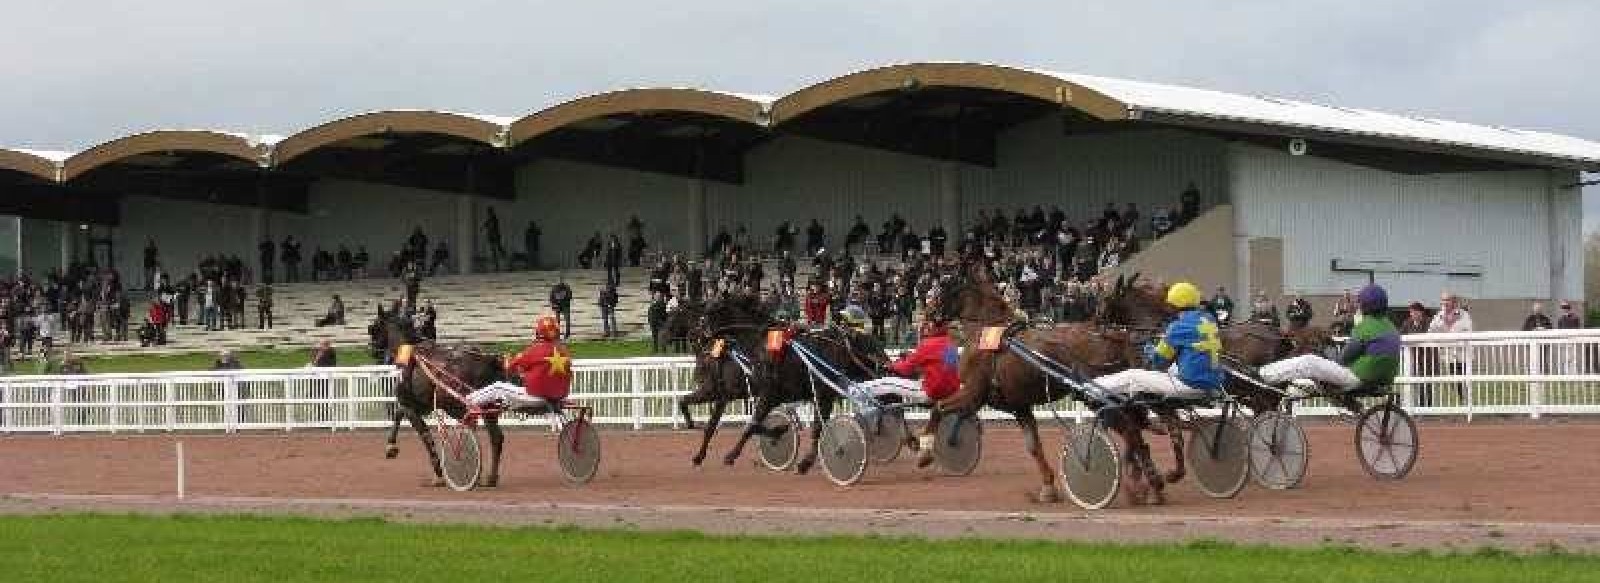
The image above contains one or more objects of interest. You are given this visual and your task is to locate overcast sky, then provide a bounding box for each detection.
[3,1,1596,226]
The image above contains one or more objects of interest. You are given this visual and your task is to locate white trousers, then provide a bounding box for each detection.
[465,381,552,410]
[856,377,928,406]
[1259,354,1361,389]
[1093,366,1209,399]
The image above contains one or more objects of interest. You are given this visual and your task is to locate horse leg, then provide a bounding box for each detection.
[692,399,728,467]
[795,396,835,476]
[1161,413,1187,484]
[1110,414,1149,505]
[383,406,405,459]
[482,416,505,488]
[678,399,697,430]
[913,406,941,468]
[1015,409,1059,503]
[404,410,444,487]
[724,398,774,466]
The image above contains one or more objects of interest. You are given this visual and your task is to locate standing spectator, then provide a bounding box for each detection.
[1331,289,1357,336]
[804,282,830,326]
[407,227,429,267]
[603,234,623,287]
[281,235,302,283]
[1208,287,1235,324]
[1150,206,1174,239]
[892,281,916,345]
[1557,301,1583,329]
[1521,302,1553,331]
[627,231,648,268]
[1399,302,1430,334]
[805,219,825,256]
[598,284,619,338]
[484,207,506,271]
[354,246,370,278]
[774,221,796,254]
[35,309,56,352]
[212,350,243,370]
[175,273,195,326]
[337,246,354,280]
[1425,292,1473,407]
[309,340,337,367]
[647,291,668,353]
[258,238,276,284]
[142,239,159,290]
[1178,183,1202,227]
[415,300,438,341]
[1249,291,1280,328]
[549,275,573,339]
[402,260,422,308]
[524,221,541,269]
[257,283,274,329]
[429,241,450,276]
[1285,294,1313,331]
[866,284,891,342]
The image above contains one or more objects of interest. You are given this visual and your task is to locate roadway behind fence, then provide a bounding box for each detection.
[4,329,1600,434]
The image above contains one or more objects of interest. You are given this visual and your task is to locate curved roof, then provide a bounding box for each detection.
[0,148,69,181]
[508,88,771,146]
[61,130,268,181]
[272,110,513,164]
[769,62,1132,125]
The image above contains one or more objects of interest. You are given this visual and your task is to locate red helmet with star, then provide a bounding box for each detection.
[534,314,561,341]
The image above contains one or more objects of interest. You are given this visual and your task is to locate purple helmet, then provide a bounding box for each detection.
[1357,285,1388,315]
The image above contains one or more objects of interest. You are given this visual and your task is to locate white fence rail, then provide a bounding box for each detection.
[5,330,1600,434]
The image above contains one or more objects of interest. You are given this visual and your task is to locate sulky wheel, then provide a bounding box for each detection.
[864,408,907,464]
[433,418,482,492]
[818,415,869,486]
[1355,402,1418,480]
[557,416,602,485]
[1060,422,1121,510]
[1187,416,1250,499]
[1247,411,1309,490]
[934,413,983,477]
[757,408,802,472]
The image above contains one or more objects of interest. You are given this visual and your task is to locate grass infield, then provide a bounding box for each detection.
[0,514,1594,582]
[72,339,658,374]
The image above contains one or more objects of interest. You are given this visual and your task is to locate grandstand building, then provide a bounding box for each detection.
[2,62,1597,333]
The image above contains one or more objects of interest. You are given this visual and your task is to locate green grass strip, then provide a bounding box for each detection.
[0,513,1593,582]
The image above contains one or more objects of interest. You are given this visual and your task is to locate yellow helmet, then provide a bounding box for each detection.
[1165,282,1202,309]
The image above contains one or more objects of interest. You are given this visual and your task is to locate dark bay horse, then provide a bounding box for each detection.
[682,293,887,472]
[930,262,1140,503]
[369,308,509,487]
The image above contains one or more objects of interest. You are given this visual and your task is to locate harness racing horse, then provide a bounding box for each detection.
[369,308,510,487]
[684,293,888,472]
[929,261,1141,503]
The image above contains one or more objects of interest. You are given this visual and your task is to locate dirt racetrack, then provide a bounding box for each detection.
[4,420,1599,551]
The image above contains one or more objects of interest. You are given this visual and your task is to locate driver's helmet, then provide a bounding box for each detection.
[534,313,561,341]
[1165,282,1202,310]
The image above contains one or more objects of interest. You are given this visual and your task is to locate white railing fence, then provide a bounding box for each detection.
[5,330,1600,434]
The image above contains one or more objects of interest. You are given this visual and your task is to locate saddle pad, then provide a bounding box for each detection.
[977,326,1006,352]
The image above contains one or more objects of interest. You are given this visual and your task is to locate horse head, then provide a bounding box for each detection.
[1094,272,1169,334]
[368,306,418,362]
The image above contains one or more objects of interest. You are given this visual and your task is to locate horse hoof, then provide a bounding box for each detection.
[1163,470,1185,484]
[915,452,935,469]
[426,477,445,488]
[722,455,738,467]
[796,459,815,475]
[692,455,705,467]
[384,445,399,459]
[481,477,499,488]
[1034,486,1061,504]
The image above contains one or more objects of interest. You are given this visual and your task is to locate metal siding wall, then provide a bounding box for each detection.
[1231,144,1553,301]
[705,136,946,252]
[512,159,692,264]
[964,119,1229,231]
[302,179,460,267]
[1550,169,1584,301]
[115,196,261,281]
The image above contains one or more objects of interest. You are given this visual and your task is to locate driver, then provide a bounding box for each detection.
[1259,284,1399,406]
[1093,282,1225,400]
[887,318,960,467]
[465,313,572,412]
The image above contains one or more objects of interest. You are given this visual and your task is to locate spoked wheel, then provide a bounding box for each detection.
[556,416,602,485]
[432,416,482,492]
[1186,416,1250,499]
[818,415,869,486]
[864,408,907,464]
[1355,403,1418,480]
[1060,423,1121,510]
[1247,411,1308,490]
[757,408,802,472]
[934,413,982,476]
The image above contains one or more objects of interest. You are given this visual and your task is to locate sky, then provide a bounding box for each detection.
[2,1,1596,225]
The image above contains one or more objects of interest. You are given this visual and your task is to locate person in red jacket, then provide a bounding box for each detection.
[146,300,170,345]
[803,282,831,326]
[888,318,960,466]
[467,313,572,411]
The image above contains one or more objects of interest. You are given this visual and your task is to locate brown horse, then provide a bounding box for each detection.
[370,308,510,487]
[929,261,1142,503]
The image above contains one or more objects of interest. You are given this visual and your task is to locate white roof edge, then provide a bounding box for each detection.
[9,148,72,163]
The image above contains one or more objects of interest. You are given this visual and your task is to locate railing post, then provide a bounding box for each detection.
[631,367,645,431]
[284,375,296,432]
[108,381,121,434]
[1463,340,1475,424]
[1528,339,1544,419]
[224,375,240,434]
[0,384,9,433]
[1399,343,1415,409]
[164,381,177,432]
[345,375,358,432]
[50,382,64,436]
